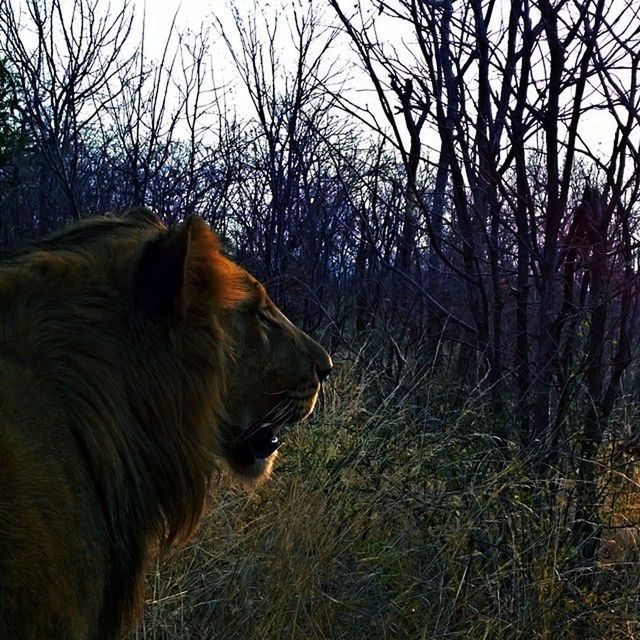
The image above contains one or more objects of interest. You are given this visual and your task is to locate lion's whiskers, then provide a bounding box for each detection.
[232,400,295,443]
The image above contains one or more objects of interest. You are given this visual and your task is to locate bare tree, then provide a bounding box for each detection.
[329,0,640,563]
[95,22,235,223]
[0,0,134,228]
[215,2,343,317]
[330,1,640,418]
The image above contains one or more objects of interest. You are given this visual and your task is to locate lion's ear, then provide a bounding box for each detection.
[136,217,247,316]
[183,217,249,310]
[136,219,193,315]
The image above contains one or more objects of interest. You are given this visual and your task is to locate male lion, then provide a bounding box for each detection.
[0,209,332,639]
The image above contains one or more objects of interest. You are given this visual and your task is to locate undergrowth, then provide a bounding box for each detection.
[131,345,640,639]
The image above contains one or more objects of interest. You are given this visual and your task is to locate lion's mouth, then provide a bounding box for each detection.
[226,390,320,469]
[225,420,283,466]
[242,421,282,459]
[232,400,294,461]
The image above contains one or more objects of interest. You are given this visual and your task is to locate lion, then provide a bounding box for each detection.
[0,209,332,640]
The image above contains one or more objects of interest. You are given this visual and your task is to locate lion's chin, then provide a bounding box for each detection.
[226,451,276,486]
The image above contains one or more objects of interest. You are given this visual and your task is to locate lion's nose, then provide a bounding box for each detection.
[305,336,332,382]
[316,356,333,382]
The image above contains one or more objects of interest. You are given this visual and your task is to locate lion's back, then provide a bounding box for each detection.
[0,358,110,639]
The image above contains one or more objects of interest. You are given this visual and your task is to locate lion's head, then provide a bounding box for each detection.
[218,275,332,480]
[0,209,331,639]
[132,210,332,481]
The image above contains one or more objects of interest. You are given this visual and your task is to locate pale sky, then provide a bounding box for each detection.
[132,0,346,117]
[12,0,634,167]
[134,0,628,164]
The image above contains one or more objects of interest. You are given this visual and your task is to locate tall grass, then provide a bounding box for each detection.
[131,344,640,639]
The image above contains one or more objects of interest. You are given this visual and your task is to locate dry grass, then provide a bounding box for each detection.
[130,348,640,640]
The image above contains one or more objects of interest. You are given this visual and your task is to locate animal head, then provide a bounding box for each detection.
[218,279,332,480]
[131,210,333,482]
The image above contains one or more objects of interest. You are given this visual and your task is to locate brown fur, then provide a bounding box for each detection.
[0,210,332,639]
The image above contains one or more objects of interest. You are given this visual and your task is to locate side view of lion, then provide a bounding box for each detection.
[0,209,332,639]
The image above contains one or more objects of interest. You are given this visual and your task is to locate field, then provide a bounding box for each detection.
[3,0,640,638]
[132,346,640,640]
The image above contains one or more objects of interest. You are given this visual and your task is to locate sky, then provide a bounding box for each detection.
[10,0,634,168]
[132,0,627,160]
[135,1,335,71]
[129,0,347,118]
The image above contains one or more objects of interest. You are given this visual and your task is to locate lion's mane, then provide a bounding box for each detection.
[0,212,248,639]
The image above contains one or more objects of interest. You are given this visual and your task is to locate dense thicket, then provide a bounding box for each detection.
[2,0,640,577]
